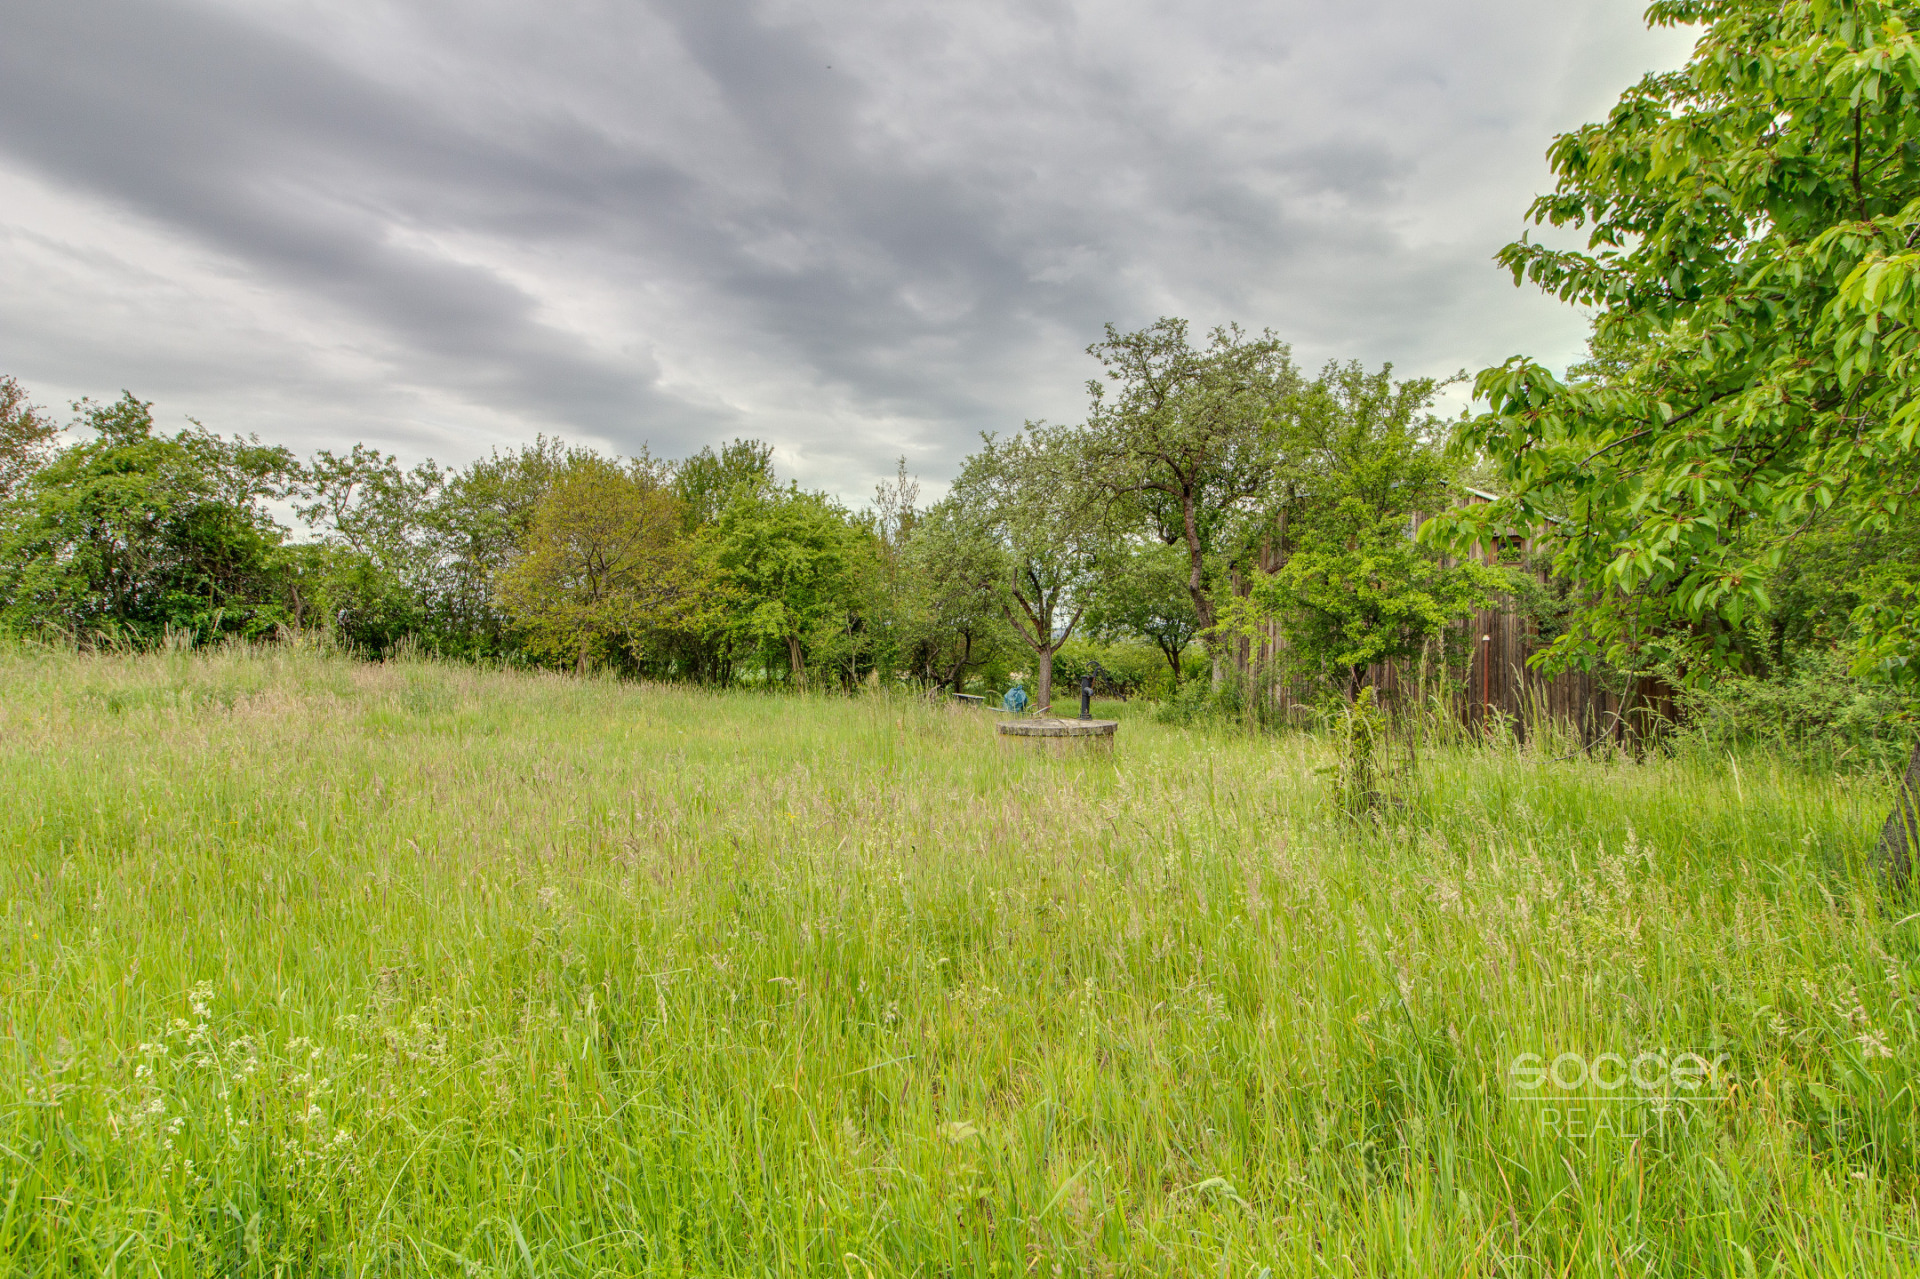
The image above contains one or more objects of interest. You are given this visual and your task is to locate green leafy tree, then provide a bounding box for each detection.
[295,437,610,659]
[856,457,922,682]
[675,439,777,532]
[1438,0,1920,878]
[707,485,873,687]
[0,394,298,642]
[419,438,590,658]
[495,457,704,674]
[1236,364,1506,698]
[949,428,1104,711]
[1078,319,1300,658]
[867,456,921,555]
[281,542,423,654]
[296,444,443,577]
[898,497,1012,693]
[292,444,444,652]
[1084,541,1203,686]
[657,439,780,681]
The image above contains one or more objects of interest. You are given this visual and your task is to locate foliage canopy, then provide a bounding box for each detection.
[1442,0,1920,685]
[496,457,704,672]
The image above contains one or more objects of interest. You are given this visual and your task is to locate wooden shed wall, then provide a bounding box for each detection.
[1236,490,1674,745]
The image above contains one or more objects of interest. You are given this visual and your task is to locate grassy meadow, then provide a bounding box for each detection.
[2,644,1919,1275]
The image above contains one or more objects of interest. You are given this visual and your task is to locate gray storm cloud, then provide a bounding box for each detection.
[0,0,1693,498]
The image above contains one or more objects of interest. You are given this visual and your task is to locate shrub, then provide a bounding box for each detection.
[1050,638,1166,699]
[1674,646,1916,767]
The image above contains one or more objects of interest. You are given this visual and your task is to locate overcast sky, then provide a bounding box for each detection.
[0,1,1695,502]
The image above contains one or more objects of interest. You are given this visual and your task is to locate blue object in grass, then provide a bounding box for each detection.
[1002,685,1029,712]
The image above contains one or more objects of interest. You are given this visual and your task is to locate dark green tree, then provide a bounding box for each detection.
[0,394,298,642]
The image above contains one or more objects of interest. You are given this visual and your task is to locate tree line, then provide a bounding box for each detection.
[0,321,1510,713]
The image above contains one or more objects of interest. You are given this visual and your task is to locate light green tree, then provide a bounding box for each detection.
[495,457,704,674]
[706,485,874,687]
[1230,363,1507,699]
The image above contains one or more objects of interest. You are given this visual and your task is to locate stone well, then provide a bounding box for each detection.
[995,717,1118,753]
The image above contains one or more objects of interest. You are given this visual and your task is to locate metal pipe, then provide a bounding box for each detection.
[1481,632,1491,724]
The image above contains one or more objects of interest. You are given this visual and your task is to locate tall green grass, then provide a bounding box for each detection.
[1,644,1916,1275]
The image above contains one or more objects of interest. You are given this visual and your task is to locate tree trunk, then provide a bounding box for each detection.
[1876,738,1920,890]
[1036,644,1055,713]
[1182,491,1222,677]
[1161,641,1183,685]
[786,634,807,688]
[947,632,974,694]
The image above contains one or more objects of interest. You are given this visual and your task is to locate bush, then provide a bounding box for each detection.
[1153,675,1215,726]
[1151,660,1311,732]
[1050,638,1169,699]
[1674,646,1916,767]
